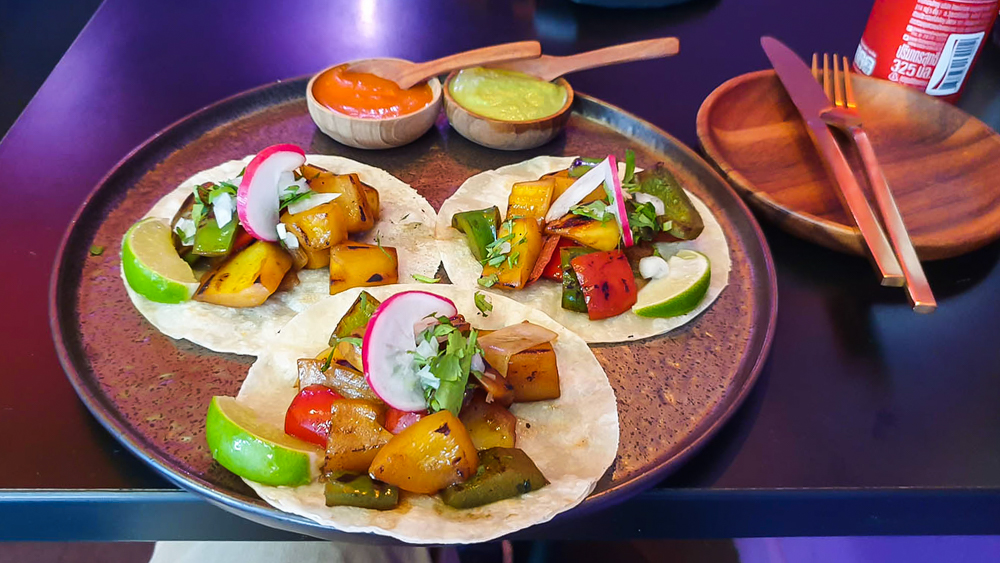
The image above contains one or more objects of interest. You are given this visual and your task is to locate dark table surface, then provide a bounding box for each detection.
[2,0,1000,541]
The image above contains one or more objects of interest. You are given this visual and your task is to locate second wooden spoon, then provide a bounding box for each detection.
[490,37,679,82]
[349,41,542,89]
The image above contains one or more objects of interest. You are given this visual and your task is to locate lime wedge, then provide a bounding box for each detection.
[632,250,711,318]
[205,396,321,487]
[121,218,199,303]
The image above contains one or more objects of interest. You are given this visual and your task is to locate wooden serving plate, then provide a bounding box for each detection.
[697,70,1000,260]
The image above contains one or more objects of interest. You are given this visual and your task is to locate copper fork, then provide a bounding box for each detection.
[814,53,937,313]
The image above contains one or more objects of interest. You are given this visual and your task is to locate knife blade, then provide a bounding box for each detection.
[761,36,903,286]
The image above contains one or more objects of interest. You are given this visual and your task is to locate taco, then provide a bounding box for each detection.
[122,148,439,355]
[209,284,619,543]
[436,155,730,343]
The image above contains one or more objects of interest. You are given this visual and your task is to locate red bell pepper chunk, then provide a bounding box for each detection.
[384,408,427,435]
[528,235,562,285]
[569,250,638,320]
[284,384,343,447]
[539,237,578,282]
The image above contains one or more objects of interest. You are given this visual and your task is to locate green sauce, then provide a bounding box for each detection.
[449,67,567,121]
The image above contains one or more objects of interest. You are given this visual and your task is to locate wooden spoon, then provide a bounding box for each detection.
[490,38,679,82]
[349,41,542,89]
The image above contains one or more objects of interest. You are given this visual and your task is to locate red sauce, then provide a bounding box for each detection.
[312,64,433,119]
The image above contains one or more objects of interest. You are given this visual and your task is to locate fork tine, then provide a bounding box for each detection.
[812,53,820,81]
[843,56,856,109]
[823,53,833,100]
[833,54,844,107]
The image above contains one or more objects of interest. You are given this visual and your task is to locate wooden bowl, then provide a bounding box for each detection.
[697,70,1000,260]
[306,59,443,150]
[442,72,573,151]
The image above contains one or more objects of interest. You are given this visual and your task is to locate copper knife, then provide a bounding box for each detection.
[761,37,904,287]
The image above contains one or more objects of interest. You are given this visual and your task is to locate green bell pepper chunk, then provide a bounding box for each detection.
[189,182,239,257]
[634,163,704,241]
[323,471,399,510]
[560,247,595,313]
[451,207,501,262]
[331,291,381,343]
[192,214,237,257]
[440,447,548,509]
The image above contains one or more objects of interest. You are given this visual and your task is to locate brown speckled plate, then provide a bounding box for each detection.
[50,78,777,542]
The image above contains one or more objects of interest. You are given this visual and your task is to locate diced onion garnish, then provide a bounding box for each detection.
[414,335,439,359]
[279,171,309,195]
[634,192,665,216]
[213,192,235,229]
[478,321,558,376]
[639,255,671,280]
[174,217,196,246]
[416,365,439,390]
[286,191,341,215]
[275,223,299,249]
[471,353,485,374]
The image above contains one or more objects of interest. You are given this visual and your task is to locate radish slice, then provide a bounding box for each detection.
[544,159,610,223]
[236,144,306,241]
[543,155,634,247]
[604,154,634,247]
[363,291,458,411]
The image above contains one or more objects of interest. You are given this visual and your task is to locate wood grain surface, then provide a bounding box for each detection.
[697,70,1000,260]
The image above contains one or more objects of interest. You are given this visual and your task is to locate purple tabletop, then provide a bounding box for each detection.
[2,0,1000,541]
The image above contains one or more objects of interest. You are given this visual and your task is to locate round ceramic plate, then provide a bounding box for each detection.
[50,77,777,541]
[697,70,1000,260]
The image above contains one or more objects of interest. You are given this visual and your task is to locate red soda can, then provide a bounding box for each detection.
[854,0,999,103]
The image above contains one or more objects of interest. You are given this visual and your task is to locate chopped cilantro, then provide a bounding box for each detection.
[411,274,440,284]
[338,336,364,347]
[278,190,311,212]
[628,200,660,243]
[323,336,363,371]
[480,219,517,269]
[478,273,499,288]
[474,292,493,317]
[321,346,335,371]
[89,245,105,256]
[374,232,392,259]
[412,316,481,415]
[623,149,637,186]
[571,200,612,222]
[506,250,520,269]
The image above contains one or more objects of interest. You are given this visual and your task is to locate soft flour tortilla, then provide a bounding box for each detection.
[123,155,439,356]
[436,156,731,343]
[236,284,619,544]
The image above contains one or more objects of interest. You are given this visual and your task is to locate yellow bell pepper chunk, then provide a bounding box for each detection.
[506,179,554,223]
[480,217,543,290]
[544,214,620,251]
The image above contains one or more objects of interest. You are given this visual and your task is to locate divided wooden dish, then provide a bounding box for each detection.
[697,70,1000,260]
